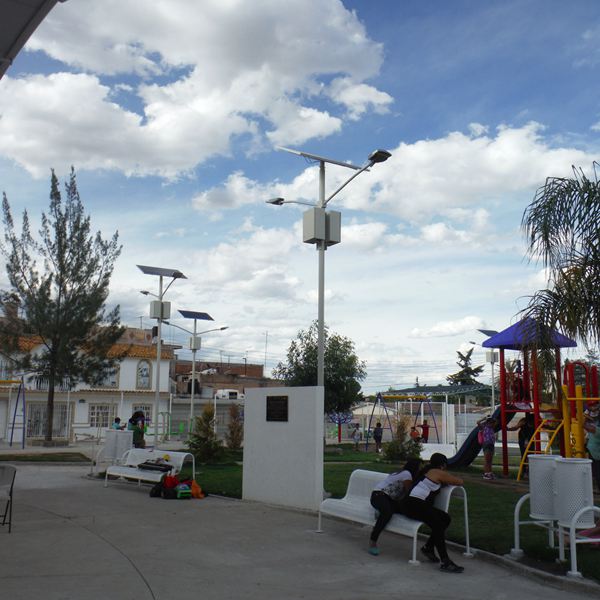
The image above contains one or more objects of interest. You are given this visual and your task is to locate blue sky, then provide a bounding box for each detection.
[1,0,599,392]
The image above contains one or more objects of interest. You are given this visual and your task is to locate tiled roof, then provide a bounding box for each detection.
[108,343,174,360]
[14,337,174,360]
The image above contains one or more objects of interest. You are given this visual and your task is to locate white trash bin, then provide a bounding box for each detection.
[528,454,557,520]
[554,457,595,529]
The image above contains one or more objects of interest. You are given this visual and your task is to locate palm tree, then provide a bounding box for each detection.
[522,163,600,348]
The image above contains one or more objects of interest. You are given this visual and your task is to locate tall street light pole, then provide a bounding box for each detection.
[166,311,227,430]
[138,265,186,448]
[267,148,391,388]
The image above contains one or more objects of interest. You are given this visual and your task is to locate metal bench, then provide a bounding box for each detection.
[318,468,472,563]
[104,448,195,488]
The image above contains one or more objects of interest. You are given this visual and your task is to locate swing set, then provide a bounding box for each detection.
[363,391,442,451]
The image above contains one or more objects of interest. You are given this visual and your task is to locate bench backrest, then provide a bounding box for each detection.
[122,449,191,472]
[344,469,456,512]
[344,469,387,501]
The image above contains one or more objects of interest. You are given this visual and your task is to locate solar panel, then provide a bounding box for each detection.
[137,265,187,279]
[477,329,499,337]
[278,147,363,170]
[178,310,214,321]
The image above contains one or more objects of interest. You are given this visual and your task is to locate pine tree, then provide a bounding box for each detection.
[446,348,484,386]
[225,403,244,450]
[187,404,223,462]
[0,168,124,444]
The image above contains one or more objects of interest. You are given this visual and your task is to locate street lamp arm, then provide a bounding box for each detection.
[162,276,180,297]
[323,149,391,207]
[323,162,372,207]
[266,198,316,208]
[164,321,228,336]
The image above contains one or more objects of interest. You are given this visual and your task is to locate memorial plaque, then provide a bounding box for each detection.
[266,395,288,422]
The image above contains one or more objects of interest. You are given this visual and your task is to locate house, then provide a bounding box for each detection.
[0,326,281,446]
[0,327,177,446]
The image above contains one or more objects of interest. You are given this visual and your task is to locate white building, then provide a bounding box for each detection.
[0,328,176,446]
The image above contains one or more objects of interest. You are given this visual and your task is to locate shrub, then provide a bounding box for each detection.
[187,404,223,463]
[383,416,422,462]
[225,403,244,450]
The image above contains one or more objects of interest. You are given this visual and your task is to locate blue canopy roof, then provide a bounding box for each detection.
[481,318,577,350]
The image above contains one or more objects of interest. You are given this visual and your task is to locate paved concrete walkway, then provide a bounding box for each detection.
[0,464,599,600]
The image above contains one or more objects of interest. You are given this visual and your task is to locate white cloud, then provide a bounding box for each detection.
[1,0,390,178]
[327,77,393,120]
[410,316,487,338]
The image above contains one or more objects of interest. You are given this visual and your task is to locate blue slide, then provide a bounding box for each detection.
[447,406,516,468]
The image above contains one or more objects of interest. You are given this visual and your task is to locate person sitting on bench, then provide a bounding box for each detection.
[368,458,422,556]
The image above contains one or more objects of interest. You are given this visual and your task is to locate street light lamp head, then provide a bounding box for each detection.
[266,197,285,206]
[140,290,150,296]
[219,326,229,331]
[368,149,392,164]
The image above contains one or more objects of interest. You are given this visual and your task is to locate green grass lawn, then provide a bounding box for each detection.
[0,452,89,462]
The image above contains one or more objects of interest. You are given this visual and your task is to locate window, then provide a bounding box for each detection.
[136,360,152,390]
[89,404,114,428]
[132,404,153,424]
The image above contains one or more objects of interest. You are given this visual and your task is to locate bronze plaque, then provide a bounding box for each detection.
[266,396,288,422]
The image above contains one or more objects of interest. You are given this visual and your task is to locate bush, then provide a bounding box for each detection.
[225,403,244,450]
[187,404,223,463]
[383,416,422,462]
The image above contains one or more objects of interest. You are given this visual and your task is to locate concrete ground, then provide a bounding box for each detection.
[1,462,599,600]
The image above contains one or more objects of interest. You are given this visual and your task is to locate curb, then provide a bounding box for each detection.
[445,539,600,596]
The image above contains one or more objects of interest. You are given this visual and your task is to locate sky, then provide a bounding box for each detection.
[1,0,599,393]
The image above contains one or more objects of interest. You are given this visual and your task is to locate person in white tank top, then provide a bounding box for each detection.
[402,453,465,573]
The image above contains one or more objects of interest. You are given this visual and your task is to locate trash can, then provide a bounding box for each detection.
[528,454,557,520]
[554,457,595,529]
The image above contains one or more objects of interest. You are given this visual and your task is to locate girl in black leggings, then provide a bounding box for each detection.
[368,458,422,555]
[402,453,464,573]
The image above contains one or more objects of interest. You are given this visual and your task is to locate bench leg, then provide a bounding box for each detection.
[461,489,473,557]
[316,512,323,533]
[409,535,420,565]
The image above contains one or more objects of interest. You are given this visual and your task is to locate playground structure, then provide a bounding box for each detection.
[480,317,600,478]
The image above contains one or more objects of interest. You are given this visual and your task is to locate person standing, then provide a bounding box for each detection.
[368,458,421,555]
[373,422,383,454]
[128,410,146,448]
[419,419,430,443]
[507,412,535,459]
[477,415,497,480]
[401,453,465,572]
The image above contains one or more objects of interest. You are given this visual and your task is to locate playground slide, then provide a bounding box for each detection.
[447,406,516,469]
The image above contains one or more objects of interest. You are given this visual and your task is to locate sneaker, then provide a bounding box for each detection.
[483,472,493,480]
[368,546,380,556]
[440,560,464,573]
[420,545,439,562]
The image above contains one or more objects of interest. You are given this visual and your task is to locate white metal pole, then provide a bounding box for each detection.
[154,275,163,448]
[317,160,326,388]
[190,318,197,430]
[491,360,496,414]
[213,393,217,435]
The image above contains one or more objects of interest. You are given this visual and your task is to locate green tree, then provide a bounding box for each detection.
[522,165,600,348]
[225,403,244,451]
[0,169,124,443]
[446,348,484,386]
[187,404,223,462]
[272,320,366,413]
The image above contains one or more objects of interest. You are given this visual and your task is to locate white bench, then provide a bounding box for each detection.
[318,469,472,563]
[104,448,195,488]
